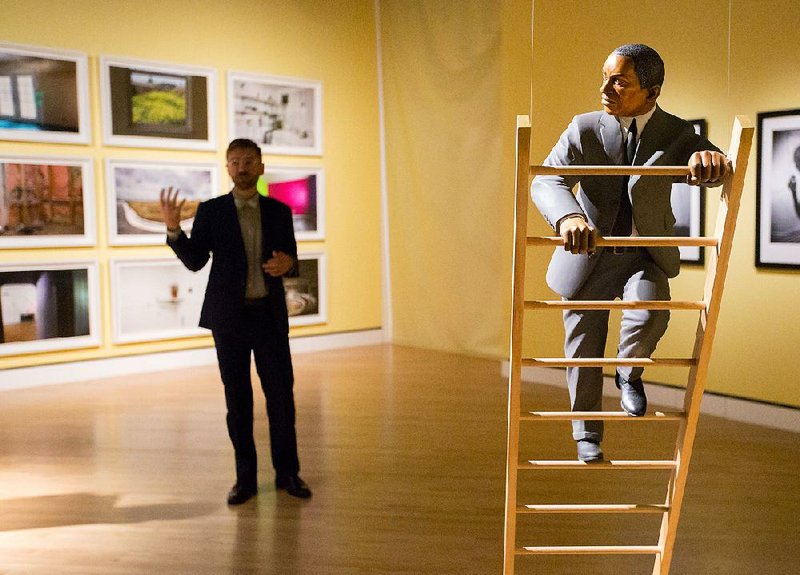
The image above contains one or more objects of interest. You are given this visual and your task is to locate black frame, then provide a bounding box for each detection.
[756,108,800,270]
[672,119,707,265]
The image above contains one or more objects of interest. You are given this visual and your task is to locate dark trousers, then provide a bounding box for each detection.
[212,300,299,486]
[563,248,670,442]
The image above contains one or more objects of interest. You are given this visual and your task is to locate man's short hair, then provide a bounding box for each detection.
[794,145,800,168]
[613,43,665,90]
[227,138,262,157]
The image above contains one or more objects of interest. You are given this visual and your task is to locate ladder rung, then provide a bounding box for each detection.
[518,545,661,556]
[518,503,669,514]
[526,236,718,247]
[522,411,685,421]
[520,460,677,470]
[523,358,696,367]
[526,299,705,311]
[531,164,689,177]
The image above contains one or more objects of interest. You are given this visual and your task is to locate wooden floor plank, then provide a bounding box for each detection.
[0,344,797,574]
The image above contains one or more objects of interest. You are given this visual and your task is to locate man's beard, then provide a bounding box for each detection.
[233,173,260,189]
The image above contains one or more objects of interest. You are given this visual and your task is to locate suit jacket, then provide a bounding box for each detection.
[531,106,722,298]
[167,193,298,333]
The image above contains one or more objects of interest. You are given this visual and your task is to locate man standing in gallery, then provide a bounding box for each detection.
[531,44,730,462]
[160,138,311,503]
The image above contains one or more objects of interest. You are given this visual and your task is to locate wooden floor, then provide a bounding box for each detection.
[0,344,797,574]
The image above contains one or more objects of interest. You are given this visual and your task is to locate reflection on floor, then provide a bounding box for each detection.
[0,344,796,574]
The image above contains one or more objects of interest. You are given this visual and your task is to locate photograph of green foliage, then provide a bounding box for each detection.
[100,56,216,150]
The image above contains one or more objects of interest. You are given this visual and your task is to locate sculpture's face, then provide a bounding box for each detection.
[600,54,659,118]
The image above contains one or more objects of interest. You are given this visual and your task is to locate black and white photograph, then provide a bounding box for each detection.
[228,71,322,156]
[0,156,96,248]
[105,159,218,245]
[0,41,90,144]
[286,252,327,327]
[757,109,800,269]
[100,56,216,150]
[671,119,707,264]
[110,258,210,343]
[260,165,324,240]
[0,261,100,356]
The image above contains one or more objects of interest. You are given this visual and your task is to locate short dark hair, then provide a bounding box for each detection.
[794,145,800,168]
[226,138,262,157]
[613,43,665,89]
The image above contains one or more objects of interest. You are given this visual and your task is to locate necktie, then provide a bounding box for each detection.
[612,119,637,237]
[625,119,637,164]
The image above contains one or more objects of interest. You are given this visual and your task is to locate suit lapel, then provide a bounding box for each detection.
[258,195,273,256]
[633,106,670,166]
[629,106,671,192]
[223,193,247,257]
[599,112,625,165]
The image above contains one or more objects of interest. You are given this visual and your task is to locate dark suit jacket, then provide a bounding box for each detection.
[531,106,722,298]
[167,193,298,334]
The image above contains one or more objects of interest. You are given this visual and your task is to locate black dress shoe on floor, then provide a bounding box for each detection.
[227,483,258,505]
[617,373,647,417]
[276,475,312,499]
[576,439,604,463]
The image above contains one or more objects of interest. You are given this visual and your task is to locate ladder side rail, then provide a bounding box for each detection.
[503,115,531,575]
[655,115,754,575]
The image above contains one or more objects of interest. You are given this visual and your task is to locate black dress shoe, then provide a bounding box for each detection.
[227,483,258,505]
[275,475,312,499]
[616,373,647,417]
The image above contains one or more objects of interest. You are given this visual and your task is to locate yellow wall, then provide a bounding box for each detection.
[381,0,531,358]
[528,0,800,407]
[0,0,383,369]
[3,0,798,409]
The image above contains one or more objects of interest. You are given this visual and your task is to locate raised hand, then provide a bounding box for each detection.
[159,187,185,232]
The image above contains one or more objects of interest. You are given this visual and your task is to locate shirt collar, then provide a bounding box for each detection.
[618,105,657,140]
[233,193,260,210]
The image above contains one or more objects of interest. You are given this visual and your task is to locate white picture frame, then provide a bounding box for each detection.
[110,257,210,344]
[228,71,322,156]
[0,155,96,248]
[288,251,327,327]
[0,260,100,356]
[105,159,219,246]
[0,41,91,145]
[100,55,217,151]
[261,165,324,241]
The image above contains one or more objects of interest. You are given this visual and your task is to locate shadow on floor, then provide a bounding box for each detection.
[0,492,217,532]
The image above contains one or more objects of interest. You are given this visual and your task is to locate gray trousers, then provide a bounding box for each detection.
[563,248,670,442]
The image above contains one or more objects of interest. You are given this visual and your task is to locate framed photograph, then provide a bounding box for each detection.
[228,71,322,156]
[110,258,210,343]
[671,119,707,265]
[259,165,324,240]
[0,42,91,144]
[100,56,216,150]
[0,260,100,356]
[106,159,219,246]
[0,156,96,248]
[287,252,327,327]
[756,109,800,269]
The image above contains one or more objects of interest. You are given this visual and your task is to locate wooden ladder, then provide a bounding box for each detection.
[503,114,754,574]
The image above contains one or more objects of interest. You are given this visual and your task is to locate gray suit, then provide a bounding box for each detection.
[531,106,721,441]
